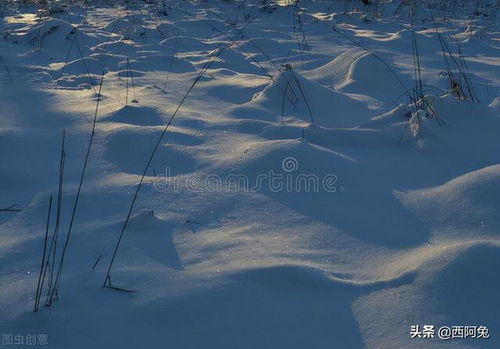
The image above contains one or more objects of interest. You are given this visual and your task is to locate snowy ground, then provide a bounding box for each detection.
[1,0,499,348]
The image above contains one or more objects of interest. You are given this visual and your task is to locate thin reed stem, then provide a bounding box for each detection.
[34,195,53,312]
[48,74,105,305]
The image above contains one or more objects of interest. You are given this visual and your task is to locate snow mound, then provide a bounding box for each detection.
[121,209,183,270]
[305,48,404,101]
[303,47,366,86]
[103,105,164,126]
[93,40,139,57]
[339,51,404,98]
[104,18,145,40]
[235,69,371,128]
[155,22,184,37]
[127,209,167,230]
[16,19,76,46]
[422,244,500,326]
[11,19,94,57]
[490,96,500,110]
[353,241,500,349]
[425,94,494,122]
[54,57,107,75]
[201,137,426,247]
[396,165,500,233]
